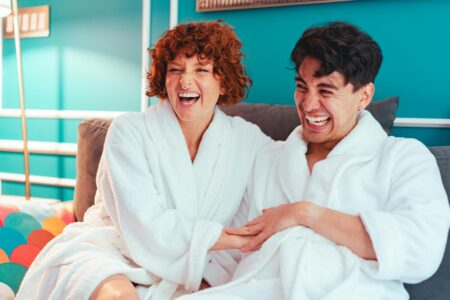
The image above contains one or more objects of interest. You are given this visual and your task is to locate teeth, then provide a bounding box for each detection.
[305,115,330,126]
[178,92,200,98]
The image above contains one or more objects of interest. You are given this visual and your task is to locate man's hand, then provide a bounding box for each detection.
[226,201,318,252]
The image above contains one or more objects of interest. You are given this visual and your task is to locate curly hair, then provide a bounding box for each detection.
[291,21,383,91]
[147,20,251,105]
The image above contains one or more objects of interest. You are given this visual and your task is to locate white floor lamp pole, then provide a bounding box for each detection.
[1,0,31,199]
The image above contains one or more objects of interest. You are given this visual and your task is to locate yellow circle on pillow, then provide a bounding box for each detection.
[42,217,66,236]
[0,249,8,263]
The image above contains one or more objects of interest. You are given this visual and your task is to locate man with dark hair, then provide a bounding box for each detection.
[182,22,449,300]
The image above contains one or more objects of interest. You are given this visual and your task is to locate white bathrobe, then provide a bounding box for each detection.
[181,110,450,300]
[16,100,271,300]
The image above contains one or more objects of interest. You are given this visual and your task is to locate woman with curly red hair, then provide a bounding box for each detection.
[17,21,272,300]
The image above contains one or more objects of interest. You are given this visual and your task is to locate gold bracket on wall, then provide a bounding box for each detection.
[2,5,49,39]
[197,0,353,12]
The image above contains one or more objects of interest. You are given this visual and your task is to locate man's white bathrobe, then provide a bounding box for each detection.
[181,110,450,300]
[16,100,271,300]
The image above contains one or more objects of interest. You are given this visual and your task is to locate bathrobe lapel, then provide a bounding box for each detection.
[145,100,232,221]
[278,111,387,208]
[145,100,199,220]
[194,109,233,219]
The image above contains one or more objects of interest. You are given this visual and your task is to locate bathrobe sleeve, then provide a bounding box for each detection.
[360,139,450,283]
[96,114,223,290]
[203,123,274,287]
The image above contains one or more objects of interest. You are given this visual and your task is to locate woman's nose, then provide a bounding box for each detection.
[180,73,193,89]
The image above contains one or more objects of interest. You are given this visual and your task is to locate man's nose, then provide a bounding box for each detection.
[301,91,321,111]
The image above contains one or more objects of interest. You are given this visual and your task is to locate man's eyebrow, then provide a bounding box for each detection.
[295,76,305,83]
[317,82,338,90]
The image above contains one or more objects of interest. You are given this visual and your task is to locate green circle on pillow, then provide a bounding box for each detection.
[0,262,27,294]
[0,227,26,256]
[4,212,42,239]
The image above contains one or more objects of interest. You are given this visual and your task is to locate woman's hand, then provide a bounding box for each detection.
[210,230,256,251]
[226,201,319,252]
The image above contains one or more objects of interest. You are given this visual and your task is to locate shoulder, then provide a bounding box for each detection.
[384,136,432,158]
[107,112,147,144]
[223,114,272,141]
[382,137,437,172]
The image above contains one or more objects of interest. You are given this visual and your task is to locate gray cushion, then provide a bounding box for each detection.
[405,146,450,299]
[73,119,112,221]
[220,96,399,140]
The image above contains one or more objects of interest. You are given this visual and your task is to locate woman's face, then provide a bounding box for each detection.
[165,54,223,129]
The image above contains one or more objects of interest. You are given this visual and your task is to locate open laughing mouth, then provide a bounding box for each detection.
[178,92,200,106]
[305,115,331,127]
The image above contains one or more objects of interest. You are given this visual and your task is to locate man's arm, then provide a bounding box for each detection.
[226,201,376,260]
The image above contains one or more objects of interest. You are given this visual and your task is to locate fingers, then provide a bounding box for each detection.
[226,224,263,236]
[241,230,270,252]
[245,214,265,226]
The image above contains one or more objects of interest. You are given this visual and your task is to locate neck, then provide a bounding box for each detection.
[180,115,214,162]
[306,141,337,157]
[305,142,336,173]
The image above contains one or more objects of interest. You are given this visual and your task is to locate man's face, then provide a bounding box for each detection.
[294,57,373,149]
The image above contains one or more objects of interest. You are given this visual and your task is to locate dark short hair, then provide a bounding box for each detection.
[147,20,251,105]
[291,21,382,91]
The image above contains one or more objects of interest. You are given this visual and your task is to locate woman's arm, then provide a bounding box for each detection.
[210,230,255,251]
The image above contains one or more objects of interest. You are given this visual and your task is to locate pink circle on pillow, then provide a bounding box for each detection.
[0,204,19,223]
[10,244,41,268]
[27,229,55,249]
[55,208,76,224]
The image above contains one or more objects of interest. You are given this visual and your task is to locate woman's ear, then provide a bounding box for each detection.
[358,82,375,111]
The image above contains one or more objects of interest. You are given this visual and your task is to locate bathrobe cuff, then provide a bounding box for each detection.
[359,211,405,279]
[189,220,224,290]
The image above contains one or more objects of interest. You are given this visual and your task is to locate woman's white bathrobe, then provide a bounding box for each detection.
[16,100,271,300]
[182,110,450,300]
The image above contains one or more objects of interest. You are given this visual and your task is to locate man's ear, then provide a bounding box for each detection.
[358,82,375,111]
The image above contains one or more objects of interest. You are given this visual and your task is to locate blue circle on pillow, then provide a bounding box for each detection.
[4,212,42,240]
[0,227,27,256]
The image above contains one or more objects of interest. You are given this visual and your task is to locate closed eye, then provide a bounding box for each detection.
[319,89,333,95]
[196,68,211,73]
[296,84,307,92]
[168,67,182,73]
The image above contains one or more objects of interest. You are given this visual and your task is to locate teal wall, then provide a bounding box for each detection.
[1,0,142,199]
[1,0,449,200]
[178,0,450,146]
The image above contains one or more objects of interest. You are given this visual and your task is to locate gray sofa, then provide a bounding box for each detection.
[74,100,450,299]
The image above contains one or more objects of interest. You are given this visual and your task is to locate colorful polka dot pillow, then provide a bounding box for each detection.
[0,198,75,295]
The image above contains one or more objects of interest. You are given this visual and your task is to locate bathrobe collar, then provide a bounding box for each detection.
[278,110,388,204]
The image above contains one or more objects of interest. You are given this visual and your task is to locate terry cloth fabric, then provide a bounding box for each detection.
[180,110,450,300]
[16,100,272,300]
